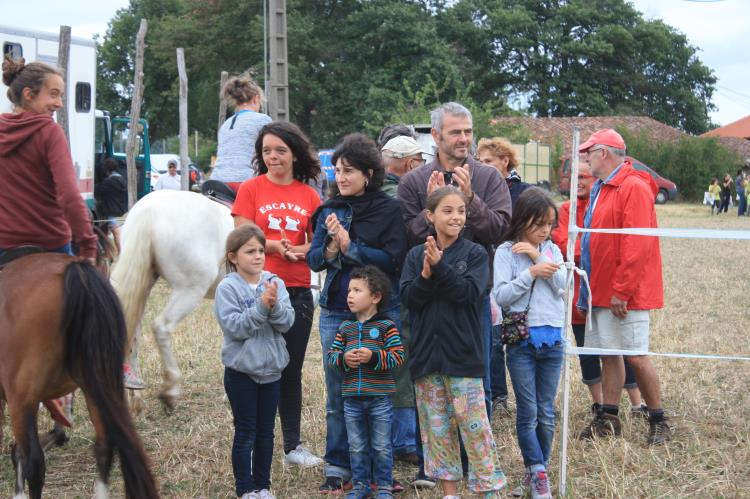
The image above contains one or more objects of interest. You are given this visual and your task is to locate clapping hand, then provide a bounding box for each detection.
[279,229,304,262]
[325,213,351,253]
[452,164,473,200]
[344,347,373,368]
[427,171,446,195]
[261,281,278,308]
[421,236,443,279]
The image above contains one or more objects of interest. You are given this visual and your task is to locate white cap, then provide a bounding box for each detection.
[382,136,422,158]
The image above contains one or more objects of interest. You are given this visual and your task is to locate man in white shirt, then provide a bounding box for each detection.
[154,159,182,190]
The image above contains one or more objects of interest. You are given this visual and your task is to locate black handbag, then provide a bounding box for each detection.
[500,279,536,345]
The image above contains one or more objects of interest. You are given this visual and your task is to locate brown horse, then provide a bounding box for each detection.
[0,253,159,499]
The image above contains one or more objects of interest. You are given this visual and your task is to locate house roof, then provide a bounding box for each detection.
[490,116,684,154]
[701,115,750,139]
[710,137,750,162]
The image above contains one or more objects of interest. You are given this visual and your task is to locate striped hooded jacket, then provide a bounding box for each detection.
[326,315,404,397]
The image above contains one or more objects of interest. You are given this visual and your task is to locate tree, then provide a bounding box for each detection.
[96,0,718,147]
[471,0,717,134]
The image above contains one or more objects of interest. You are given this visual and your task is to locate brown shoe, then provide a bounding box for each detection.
[578,413,622,440]
[647,417,673,445]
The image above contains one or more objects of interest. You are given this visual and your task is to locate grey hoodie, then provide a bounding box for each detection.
[214,271,294,383]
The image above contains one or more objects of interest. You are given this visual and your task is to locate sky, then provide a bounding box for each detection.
[2,0,748,128]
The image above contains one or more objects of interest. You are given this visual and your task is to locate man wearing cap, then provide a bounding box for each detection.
[381,135,425,197]
[577,129,672,445]
[155,159,182,190]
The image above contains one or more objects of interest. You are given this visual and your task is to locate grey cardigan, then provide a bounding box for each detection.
[491,240,567,327]
[214,271,294,383]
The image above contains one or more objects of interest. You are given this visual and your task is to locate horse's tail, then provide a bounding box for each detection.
[62,262,159,499]
[110,202,156,347]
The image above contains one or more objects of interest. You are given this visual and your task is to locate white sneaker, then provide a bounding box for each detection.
[283,444,324,467]
[257,490,276,499]
[240,493,259,499]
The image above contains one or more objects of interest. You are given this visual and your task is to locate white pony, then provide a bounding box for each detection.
[112,189,321,413]
[111,190,234,412]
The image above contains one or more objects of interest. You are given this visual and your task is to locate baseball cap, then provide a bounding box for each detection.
[382,136,422,158]
[167,159,178,167]
[579,129,625,152]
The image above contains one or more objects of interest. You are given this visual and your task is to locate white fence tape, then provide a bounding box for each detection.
[565,344,750,362]
[574,225,750,240]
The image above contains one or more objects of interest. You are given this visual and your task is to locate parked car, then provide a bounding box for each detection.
[559,155,678,204]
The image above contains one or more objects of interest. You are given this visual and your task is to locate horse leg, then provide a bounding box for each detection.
[8,403,44,499]
[83,393,114,499]
[152,287,207,413]
[127,322,146,416]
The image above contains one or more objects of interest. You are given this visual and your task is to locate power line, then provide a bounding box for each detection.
[717,84,750,101]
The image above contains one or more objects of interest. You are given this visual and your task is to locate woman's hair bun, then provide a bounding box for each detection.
[2,56,26,87]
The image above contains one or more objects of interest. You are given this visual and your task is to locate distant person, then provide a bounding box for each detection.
[377,123,415,149]
[326,265,405,499]
[95,158,128,252]
[154,159,182,190]
[576,129,671,446]
[551,159,647,419]
[708,178,722,215]
[476,137,531,207]
[735,169,746,216]
[379,132,424,468]
[381,135,425,196]
[719,173,732,213]
[211,72,272,192]
[214,224,295,499]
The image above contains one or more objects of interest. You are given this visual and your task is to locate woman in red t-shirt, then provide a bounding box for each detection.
[232,121,325,467]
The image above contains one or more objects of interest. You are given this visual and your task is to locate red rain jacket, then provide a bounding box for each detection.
[588,162,663,310]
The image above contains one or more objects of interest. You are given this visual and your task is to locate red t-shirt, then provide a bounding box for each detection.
[232,175,321,287]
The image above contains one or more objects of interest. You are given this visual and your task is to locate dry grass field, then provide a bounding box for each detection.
[2,203,749,498]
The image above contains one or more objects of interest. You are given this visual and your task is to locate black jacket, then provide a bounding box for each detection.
[96,172,128,217]
[400,237,488,380]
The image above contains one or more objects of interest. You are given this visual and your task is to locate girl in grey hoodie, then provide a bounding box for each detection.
[214,224,294,499]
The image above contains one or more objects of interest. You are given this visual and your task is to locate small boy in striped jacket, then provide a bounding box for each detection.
[327,265,405,499]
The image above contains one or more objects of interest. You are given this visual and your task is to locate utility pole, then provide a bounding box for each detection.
[267,0,289,121]
[127,19,147,209]
[176,48,189,191]
[56,26,71,147]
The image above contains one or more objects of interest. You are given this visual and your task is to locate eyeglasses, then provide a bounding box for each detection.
[586,146,605,155]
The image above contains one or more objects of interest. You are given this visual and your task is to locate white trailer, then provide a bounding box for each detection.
[1,24,97,202]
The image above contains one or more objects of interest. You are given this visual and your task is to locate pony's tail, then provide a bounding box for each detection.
[62,262,159,499]
[110,202,156,347]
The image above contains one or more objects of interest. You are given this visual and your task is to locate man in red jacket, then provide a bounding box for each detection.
[576,129,672,445]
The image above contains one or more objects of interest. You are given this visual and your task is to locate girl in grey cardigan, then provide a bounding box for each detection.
[214,224,294,499]
[491,188,566,499]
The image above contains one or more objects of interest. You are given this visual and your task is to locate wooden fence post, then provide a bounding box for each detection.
[126,19,147,209]
[176,48,189,191]
[56,26,71,147]
[217,70,228,137]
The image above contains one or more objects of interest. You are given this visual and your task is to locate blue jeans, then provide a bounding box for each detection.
[490,324,508,401]
[224,368,280,496]
[506,342,564,469]
[344,396,393,491]
[738,192,747,216]
[320,306,401,480]
[391,407,417,456]
[0,242,72,257]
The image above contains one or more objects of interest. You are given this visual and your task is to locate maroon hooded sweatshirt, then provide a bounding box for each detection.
[0,111,96,258]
